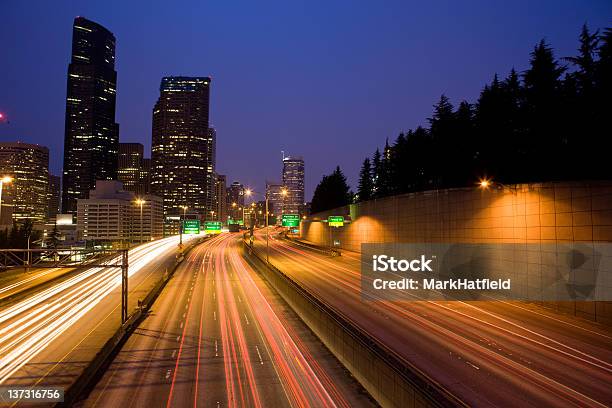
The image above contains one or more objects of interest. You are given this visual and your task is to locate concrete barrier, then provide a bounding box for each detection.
[301,182,612,324]
[243,241,465,408]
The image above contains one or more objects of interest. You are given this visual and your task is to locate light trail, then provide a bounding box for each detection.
[0,267,63,296]
[227,243,341,408]
[262,233,612,407]
[0,234,201,385]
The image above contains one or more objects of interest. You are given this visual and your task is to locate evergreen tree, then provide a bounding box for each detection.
[565,24,599,94]
[523,39,566,180]
[310,166,352,214]
[594,28,612,177]
[428,94,455,188]
[357,158,373,202]
[376,139,394,197]
[47,222,61,249]
[371,149,382,197]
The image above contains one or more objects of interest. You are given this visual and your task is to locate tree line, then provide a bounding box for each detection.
[311,25,612,214]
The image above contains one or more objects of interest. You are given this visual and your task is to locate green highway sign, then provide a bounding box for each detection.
[328,216,344,227]
[281,214,300,227]
[183,219,200,234]
[204,221,222,234]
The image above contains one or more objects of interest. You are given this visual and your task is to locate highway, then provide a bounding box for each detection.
[253,230,612,407]
[0,234,200,405]
[0,267,74,303]
[83,233,372,408]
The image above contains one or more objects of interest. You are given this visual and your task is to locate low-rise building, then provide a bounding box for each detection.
[77,180,163,246]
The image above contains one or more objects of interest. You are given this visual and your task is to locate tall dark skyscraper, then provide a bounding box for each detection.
[282,155,305,216]
[62,17,119,215]
[151,76,214,228]
[47,174,61,221]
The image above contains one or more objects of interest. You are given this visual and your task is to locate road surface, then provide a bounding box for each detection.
[0,234,201,406]
[253,230,612,407]
[83,233,372,408]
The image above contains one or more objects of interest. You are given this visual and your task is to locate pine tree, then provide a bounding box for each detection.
[429,95,455,188]
[357,158,373,202]
[372,149,382,197]
[565,24,599,94]
[310,166,352,214]
[523,39,566,180]
[48,222,61,249]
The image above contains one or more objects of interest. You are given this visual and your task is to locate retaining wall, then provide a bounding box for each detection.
[300,181,612,324]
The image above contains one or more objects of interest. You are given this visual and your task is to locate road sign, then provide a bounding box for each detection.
[282,214,300,227]
[328,216,344,227]
[204,221,222,234]
[183,220,200,234]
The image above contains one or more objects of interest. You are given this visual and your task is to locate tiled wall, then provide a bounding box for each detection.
[301,182,612,323]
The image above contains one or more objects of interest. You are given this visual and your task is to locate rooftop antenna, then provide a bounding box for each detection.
[281,150,285,160]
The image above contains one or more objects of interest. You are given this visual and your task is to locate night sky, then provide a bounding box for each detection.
[1,1,611,201]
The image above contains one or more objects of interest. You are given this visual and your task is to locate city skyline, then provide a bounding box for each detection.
[2,1,611,201]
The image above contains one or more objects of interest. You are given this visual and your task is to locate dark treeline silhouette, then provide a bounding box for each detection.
[310,166,352,214]
[0,220,41,249]
[355,25,612,202]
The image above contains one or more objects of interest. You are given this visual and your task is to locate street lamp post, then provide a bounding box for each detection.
[135,199,145,244]
[245,187,287,263]
[180,205,188,246]
[0,176,13,225]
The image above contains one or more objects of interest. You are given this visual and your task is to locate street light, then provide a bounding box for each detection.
[179,205,188,246]
[245,188,271,262]
[478,178,491,189]
[0,176,13,224]
[245,188,289,262]
[478,177,517,194]
[134,198,145,244]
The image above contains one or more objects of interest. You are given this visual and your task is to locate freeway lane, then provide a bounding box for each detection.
[254,231,612,407]
[0,234,201,406]
[83,233,373,408]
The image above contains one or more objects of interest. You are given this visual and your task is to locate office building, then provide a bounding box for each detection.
[214,174,227,223]
[282,155,305,216]
[266,182,285,225]
[77,180,163,245]
[118,142,150,195]
[47,174,61,221]
[0,142,49,223]
[227,181,244,222]
[141,158,151,194]
[62,17,119,215]
[151,76,214,232]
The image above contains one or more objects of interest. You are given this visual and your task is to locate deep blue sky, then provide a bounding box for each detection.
[1,1,611,200]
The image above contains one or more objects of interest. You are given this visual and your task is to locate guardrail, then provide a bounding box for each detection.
[243,240,464,408]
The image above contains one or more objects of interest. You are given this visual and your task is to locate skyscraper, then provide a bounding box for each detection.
[118,142,150,195]
[47,174,61,221]
[266,182,285,225]
[62,17,119,215]
[282,156,305,216]
[227,181,244,222]
[151,76,214,231]
[0,142,50,223]
[214,174,227,223]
